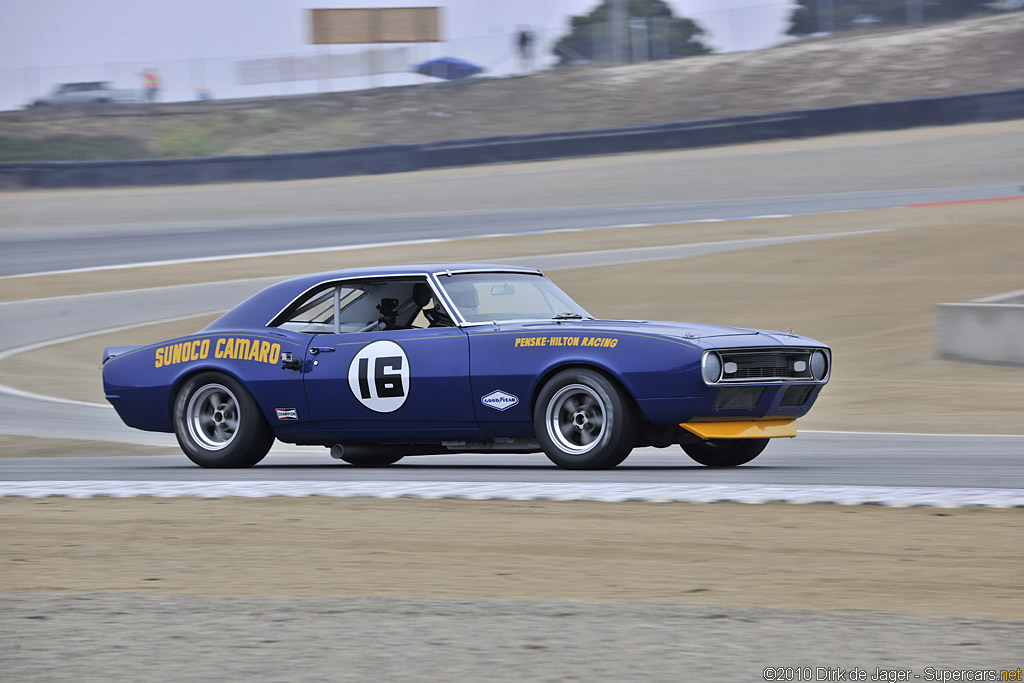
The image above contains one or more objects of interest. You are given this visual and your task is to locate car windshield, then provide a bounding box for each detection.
[438,272,592,323]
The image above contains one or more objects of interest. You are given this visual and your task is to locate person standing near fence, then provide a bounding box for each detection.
[516,27,535,74]
[141,69,161,102]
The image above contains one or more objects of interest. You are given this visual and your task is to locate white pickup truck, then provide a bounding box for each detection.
[30,82,143,107]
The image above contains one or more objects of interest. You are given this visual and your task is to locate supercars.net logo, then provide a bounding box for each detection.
[481,390,519,411]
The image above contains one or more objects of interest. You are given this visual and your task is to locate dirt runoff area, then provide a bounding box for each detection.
[2,12,1022,160]
[4,497,1020,618]
[1,498,1021,679]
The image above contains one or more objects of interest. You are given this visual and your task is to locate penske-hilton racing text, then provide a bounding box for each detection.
[514,336,618,348]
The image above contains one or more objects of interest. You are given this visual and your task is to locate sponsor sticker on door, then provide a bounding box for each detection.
[481,390,519,411]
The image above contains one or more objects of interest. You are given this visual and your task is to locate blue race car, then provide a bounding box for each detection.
[102,264,830,469]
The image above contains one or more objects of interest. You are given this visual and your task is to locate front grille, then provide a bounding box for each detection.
[716,348,821,383]
[732,365,790,380]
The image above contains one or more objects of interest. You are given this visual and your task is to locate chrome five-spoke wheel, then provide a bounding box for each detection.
[186,383,239,451]
[546,383,607,455]
[534,368,635,470]
[173,372,274,468]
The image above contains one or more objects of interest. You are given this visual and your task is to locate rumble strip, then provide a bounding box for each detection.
[0,482,1021,508]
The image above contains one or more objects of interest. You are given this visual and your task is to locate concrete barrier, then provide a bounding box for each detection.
[2,87,1023,189]
[935,289,1024,366]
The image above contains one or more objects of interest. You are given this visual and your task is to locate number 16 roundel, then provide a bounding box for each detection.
[347,340,410,413]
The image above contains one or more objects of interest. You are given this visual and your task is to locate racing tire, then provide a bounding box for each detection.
[173,372,275,468]
[534,368,635,470]
[339,453,404,467]
[681,438,769,467]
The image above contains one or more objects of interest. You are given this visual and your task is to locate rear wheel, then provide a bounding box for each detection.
[681,438,769,467]
[173,372,274,468]
[534,368,635,470]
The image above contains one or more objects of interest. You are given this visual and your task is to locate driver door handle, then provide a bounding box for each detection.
[310,346,336,355]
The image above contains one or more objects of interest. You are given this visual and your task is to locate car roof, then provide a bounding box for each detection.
[204,263,543,331]
[289,263,540,286]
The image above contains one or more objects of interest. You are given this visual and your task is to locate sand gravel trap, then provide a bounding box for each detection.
[3,593,1019,682]
[2,497,1020,620]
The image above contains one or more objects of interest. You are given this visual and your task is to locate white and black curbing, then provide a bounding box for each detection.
[1,481,1022,508]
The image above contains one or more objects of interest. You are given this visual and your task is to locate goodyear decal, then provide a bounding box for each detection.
[481,390,519,411]
[155,337,281,368]
[514,336,618,348]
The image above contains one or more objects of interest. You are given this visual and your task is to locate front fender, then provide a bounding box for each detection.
[467,328,699,434]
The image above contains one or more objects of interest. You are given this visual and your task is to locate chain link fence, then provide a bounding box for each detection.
[0,3,785,112]
[0,28,564,112]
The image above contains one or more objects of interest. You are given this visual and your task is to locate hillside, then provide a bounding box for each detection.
[1,12,1022,162]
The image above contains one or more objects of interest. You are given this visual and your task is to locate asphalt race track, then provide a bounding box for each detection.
[4,123,1023,276]
[3,184,1020,276]
[2,126,1023,503]
[3,432,1024,489]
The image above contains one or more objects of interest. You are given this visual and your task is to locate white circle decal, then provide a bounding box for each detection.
[347,340,410,413]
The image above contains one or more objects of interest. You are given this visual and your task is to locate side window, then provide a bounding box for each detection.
[272,277,452,334]
[276,285,366,334]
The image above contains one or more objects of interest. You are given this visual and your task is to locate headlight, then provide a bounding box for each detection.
[702,351,722,384]
[810,350,829,381]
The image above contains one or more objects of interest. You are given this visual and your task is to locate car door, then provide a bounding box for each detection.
[293,277,478,440]
[303,327,476,439]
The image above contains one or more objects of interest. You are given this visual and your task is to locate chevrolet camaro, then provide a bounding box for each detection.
[102,264,831,469]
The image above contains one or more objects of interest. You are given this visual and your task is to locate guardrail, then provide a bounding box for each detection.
[935,289,1024,366]
[2,87,1023,189]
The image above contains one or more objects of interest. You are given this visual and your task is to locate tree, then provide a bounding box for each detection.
[789,0,993,36]
[552,0,711,66]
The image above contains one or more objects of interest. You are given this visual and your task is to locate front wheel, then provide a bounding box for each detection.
[534,368,635,469]
[173,372,275,468]
[681,438,769,467]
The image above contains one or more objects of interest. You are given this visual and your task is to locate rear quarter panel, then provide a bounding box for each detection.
[103,329,310,433]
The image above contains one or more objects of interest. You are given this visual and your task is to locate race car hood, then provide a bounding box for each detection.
[503,319,826,348]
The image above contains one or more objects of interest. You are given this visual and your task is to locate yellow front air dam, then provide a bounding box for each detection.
[679,419,797,440]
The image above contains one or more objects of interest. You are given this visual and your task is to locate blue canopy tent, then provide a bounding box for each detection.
[414,57,484,81]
